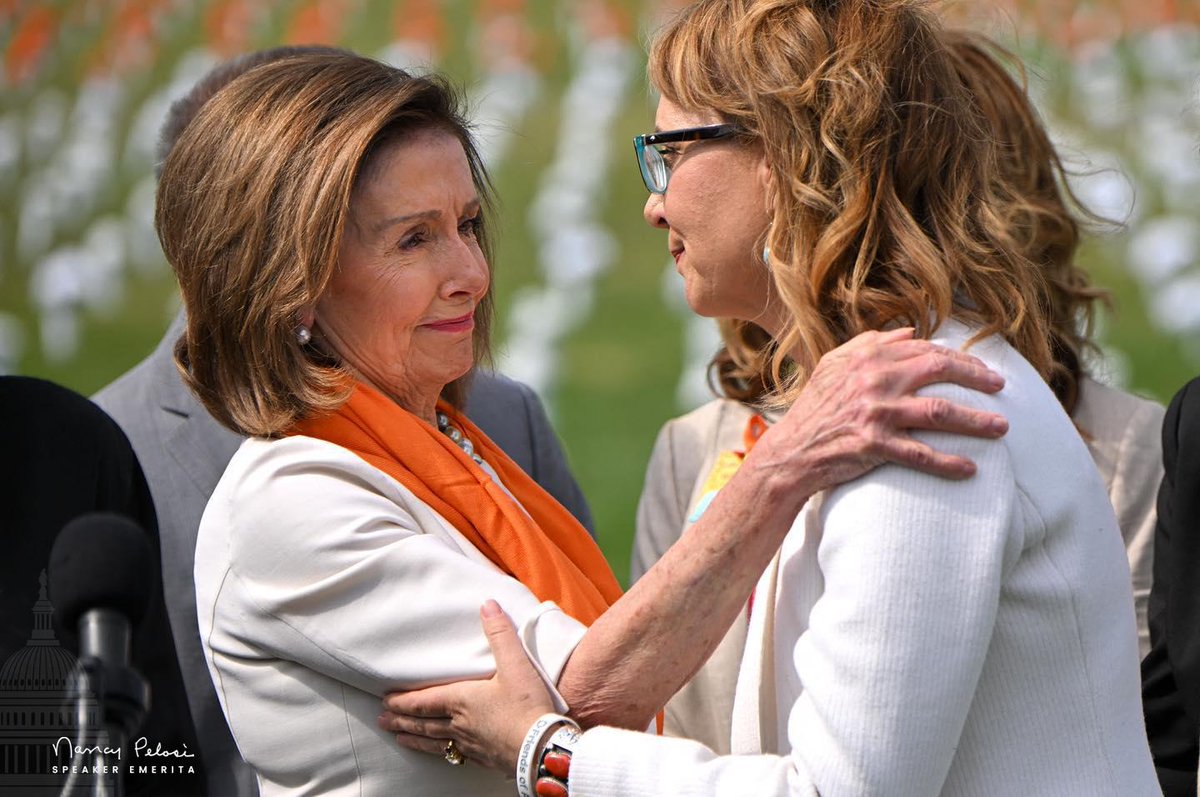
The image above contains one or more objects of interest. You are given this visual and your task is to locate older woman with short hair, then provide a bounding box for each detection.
[380,1,1160,794]
[159,49,1008,795]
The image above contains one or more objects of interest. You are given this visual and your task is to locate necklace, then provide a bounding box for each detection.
[436,411,484,465]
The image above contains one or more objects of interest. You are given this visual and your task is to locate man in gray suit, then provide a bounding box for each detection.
[95,46,592,797]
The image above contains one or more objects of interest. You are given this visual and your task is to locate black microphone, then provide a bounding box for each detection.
[50,512,154,797]
[50,512,153,667]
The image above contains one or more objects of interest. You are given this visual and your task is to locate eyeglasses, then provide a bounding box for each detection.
[633,124,740,194]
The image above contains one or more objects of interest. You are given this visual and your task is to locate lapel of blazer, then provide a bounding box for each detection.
[154,314,244,500]
[164,400,242,502]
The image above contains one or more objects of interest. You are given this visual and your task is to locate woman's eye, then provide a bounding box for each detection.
[398,230,427,250]
[658,146,679,166]
[459,215,483,238]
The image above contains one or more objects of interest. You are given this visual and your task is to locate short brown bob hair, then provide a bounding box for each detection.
[156,52,495,437]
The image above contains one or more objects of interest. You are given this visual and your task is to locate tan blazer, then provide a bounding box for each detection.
[1073,376,1165,657]
[631,398,757,753]
[632,377,1164,751]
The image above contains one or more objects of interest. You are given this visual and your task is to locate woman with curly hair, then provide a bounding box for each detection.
[627,27,1166,756]
[382,1,1159,793]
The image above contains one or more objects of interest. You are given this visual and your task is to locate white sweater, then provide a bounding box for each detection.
[574,320,1160,796]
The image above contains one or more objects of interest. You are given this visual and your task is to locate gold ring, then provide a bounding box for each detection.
[443,739,465,766]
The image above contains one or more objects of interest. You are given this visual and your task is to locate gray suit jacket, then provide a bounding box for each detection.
[94,312,592,796]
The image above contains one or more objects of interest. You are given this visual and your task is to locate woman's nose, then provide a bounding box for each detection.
[643,192,667,229]
[444,244,490,299]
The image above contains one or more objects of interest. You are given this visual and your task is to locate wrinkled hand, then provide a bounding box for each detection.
[755,327,1009,498]
[379,600,553,773]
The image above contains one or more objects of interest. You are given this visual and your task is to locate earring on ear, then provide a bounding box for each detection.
[296,325,312,346]
[761,225,773,269]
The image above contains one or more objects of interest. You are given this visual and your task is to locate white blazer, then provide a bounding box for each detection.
[575,320,1160,796]
[195,436,586,796]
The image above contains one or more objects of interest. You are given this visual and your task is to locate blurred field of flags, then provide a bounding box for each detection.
[2,0,1197,580]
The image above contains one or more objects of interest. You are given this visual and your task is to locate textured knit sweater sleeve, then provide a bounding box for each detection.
[570,383,1024,796]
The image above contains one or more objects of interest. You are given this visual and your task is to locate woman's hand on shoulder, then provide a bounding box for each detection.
[753,327,1009,503]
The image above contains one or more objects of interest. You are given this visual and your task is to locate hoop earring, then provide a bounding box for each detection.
[296,325,312,346]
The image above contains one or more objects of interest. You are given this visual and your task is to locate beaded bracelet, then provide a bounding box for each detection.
[516,714,572,797]
[534,722,581,797]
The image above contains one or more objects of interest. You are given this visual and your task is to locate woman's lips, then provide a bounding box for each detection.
[422,312,474,333]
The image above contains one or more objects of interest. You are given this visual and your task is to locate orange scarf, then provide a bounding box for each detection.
[287,382,622,626]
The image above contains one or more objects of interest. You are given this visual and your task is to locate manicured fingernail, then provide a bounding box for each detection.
[991,416,1008,434]
[481,599,501,618]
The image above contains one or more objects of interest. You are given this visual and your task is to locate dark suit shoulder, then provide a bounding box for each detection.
[4,376,133,465]
[1144,374,1200,796]
[1164,376,1200,458]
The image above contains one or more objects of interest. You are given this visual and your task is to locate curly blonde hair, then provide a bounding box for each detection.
[707,25,1109,413]
[653,0,1058,407]
[943,30,1109,414]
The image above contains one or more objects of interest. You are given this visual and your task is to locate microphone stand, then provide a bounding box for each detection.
[60,610,150,797]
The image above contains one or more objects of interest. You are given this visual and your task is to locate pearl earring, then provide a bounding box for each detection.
[296,325,312,345]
